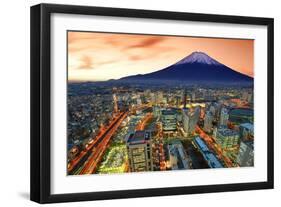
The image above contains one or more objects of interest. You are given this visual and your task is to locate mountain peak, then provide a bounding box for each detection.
[118,51,253,85]
[175,51,221,66]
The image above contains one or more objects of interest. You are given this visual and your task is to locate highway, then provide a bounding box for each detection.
[136,112,153,131]
[79,112,128,174]
[68,112,127,175]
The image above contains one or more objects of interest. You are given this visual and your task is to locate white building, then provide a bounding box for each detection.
[219,107,229,126]
[156,91,163,104]
[204,111,213,133]
[182,106,200,135]
[182,109,190,134]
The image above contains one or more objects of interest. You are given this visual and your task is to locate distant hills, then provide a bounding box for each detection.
[116,51,253,86]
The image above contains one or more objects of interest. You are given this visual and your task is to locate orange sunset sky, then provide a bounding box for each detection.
[68,31,254,82]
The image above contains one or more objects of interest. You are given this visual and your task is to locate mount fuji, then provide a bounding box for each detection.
[118,51,253,85]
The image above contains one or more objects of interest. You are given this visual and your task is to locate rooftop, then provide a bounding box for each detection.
[127,130,151,145]
[241,140,254,150]
[240,123,254,131]
[194,136,223,168]
[162,109,177,116]
[205,153,223,168]
[194,137,209,152]
[217,126,239,137]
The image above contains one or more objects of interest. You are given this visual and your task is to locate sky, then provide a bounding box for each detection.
[68,31,254,82]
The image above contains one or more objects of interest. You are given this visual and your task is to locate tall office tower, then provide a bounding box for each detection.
[237,140,254,167]
[192,91,196,102]
[219,107,229,126]
[239,123,254,141]
[150,92,156,104]
[136,97,142,105]
[183,89,187,109]
[144,89,151,97]
[176,96,181,108]
[113,94,118,113]
[153,106,161,118]
[204,111,214,133]
[188,106,200,133]
[215,126,240,150]
[182,106,200,135]
[209,105,216,116]
[161,109,177,131]
[242,91,248,101]
[156,91,163,104]
[182,109,190,134]
[127,131,153,172]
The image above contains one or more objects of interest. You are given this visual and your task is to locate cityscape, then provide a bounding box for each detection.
[67,32,254,175]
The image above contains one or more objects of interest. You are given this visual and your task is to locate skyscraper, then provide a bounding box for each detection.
[153,106,161,118]
[183,89,187,109]
[182,106,200,135]
[150,92,156,104]
[189,106,200,133]
[239,123,254,141]
[127,130,153,172]
[237,140,254,167]
[215,126,240,150]
[156,91,163,104]
[191,91,196,102]
[182,108,190,134]
[219,107,229,126]
[161,109,177,131]
[204,111,214,133]
[113,94,118,114]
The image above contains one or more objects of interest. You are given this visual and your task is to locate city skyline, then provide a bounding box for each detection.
[67,31,254,176]
[68,31,254,82]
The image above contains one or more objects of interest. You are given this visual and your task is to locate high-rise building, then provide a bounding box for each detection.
[242,91,248,101]
[204,111,214,133]
[156,91,163,104]
[215,126,240,149]
[182,109,190,134]
[192,91,196,102]
[237,140,254,167]
[161,109,177,131]
[136,97,142,105]
[113,94,118,113]
[209,105,217,117]
[153,106,161,118]
[183,89,187,109]
[144,89,151,97]
[176,96,181,108]
[188,106,200,133]
[219,107,229,126]
[127,130,153,172]
[167,140,190,170]
[182,106,200,135]
[239,123,254,141]
[150,92,156,104]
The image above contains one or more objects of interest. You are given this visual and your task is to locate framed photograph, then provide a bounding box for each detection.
[30,3,274,203]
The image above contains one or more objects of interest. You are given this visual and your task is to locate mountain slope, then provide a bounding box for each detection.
[119,51,253,85]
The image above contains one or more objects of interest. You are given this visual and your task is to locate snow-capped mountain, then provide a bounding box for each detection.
[175,51,220,66]
[118,51,253,85]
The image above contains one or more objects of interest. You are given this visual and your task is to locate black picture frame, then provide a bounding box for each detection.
[30,3,274,204]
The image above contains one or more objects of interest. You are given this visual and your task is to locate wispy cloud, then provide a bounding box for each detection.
[67,31,253,81]
[77,55,93,69]
[126,37,166,50]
